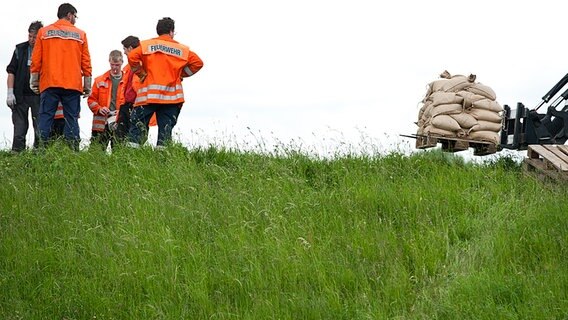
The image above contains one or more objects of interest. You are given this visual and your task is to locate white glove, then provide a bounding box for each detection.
[107,110,117,131]
[6,88,16,108]
[30,73,40,94]
[83,76,92,97]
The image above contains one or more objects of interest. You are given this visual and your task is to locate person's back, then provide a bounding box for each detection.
[127,17,203,147]
[30,2,92,150]
[118,36,157,143]
[31,7,90,93]
[131,37,191,105]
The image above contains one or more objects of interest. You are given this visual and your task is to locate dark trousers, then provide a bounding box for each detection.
[50,118,66,141]
[116,103,133,142]
[128,104,181,146]
[39,88,81,150]
[90,126,117,151]
[11,95,40,152]
[116,103,150,145]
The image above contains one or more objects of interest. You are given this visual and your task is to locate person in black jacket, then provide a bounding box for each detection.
[6,21,43,152]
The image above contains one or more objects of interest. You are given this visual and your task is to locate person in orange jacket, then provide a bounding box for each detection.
[127,17,203,148]
[87,50,125,151]
[30,3,92,150]
[117,35,156,143]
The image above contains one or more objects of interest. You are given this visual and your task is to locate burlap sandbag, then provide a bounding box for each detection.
[432,114,462,132]
[471,98,503,112]
[439,70,452,79]
[420,103,432,121]
[457,91,485,109]
[417,124,425,135]
[427,91,464,107]
[449,112,478,129]
[418,101,431,122]
[439,70,476,83]
[417,71,501,146]
[468,130,500,144]
[431,76,472,92]
[431,75,473,93]
[424,125,457,137]
[466,108,502,123]
[427,103,463,118]
[417,119,425,131]
[467,82,497,100]
[421,84,433,103]
[468,120,502,133]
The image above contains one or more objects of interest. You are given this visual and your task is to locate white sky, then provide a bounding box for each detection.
[0,0,566,157]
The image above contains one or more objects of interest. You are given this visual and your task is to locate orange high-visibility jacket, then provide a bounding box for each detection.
[128,35,203,107]
[121,65,157,127]
[30,19,92,92]
[122,64,138,104]
[87,70,126,132]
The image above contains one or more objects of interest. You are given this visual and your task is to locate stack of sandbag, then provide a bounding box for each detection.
[416,70,503,145]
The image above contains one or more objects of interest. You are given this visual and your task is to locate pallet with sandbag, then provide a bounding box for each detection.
[413,134,499,156]
[523,145,568,182]
[412,70,503,157]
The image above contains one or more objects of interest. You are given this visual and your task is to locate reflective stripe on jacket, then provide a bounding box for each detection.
[128,35,203,107]
[87,70,126,132]
[119,67,157,127]
[30,19,92,93]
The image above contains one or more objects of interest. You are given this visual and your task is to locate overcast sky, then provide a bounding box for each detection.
[0,0,566,157]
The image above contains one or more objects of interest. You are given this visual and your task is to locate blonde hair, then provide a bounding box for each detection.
[109,50,123,62]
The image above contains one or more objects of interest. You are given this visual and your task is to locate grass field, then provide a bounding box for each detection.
[0,145,566,319]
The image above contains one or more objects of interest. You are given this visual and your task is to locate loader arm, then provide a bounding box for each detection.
[534,73,568,111]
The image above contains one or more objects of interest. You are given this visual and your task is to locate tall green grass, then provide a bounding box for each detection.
[0,145,566,319]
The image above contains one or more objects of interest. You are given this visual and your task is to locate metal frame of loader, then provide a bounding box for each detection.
[500,74,568,150]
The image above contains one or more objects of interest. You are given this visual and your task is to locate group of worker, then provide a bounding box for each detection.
[5,2,204,152]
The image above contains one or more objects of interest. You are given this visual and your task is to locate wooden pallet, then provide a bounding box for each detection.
[523,145,568,182]
[410,134,499,156]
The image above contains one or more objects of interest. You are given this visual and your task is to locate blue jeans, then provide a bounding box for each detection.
[39,88,81,148]
[50,118,65,141]
[128,104,181,146]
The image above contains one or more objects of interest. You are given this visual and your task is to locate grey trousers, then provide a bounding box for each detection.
[11,95,40,152]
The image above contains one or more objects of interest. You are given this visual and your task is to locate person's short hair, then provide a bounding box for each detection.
[28,21,43,33]
[57,3,77,19]
[156,17,175,36]
[121,35,140,49]
[109,50,123,62]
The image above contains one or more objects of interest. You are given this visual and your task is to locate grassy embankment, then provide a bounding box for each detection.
[0,145,566,319]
